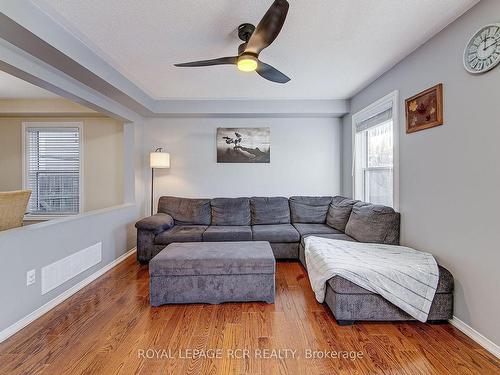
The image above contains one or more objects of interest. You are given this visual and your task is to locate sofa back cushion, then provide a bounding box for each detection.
[250,197,290,225]
[211,197,251,226]
[289,196,332,224]
[157,196,211,225]
[326,196,359,232]
[345,202,400,245]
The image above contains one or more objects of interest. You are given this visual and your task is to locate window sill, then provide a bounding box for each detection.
[24,214,79,221]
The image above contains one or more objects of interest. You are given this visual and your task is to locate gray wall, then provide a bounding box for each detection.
[0,204,140,333]
[342,0,500,345]
[145,117,342,201]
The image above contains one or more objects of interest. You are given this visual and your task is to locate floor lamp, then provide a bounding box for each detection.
[150,148,170,215]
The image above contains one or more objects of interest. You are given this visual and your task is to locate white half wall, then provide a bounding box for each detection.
[0,36,145,341]
[144,117,342,203]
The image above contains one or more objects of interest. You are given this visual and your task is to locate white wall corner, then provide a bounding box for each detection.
[450,316,500,359]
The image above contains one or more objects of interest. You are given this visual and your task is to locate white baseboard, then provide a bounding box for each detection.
[450,316,500,358]
[0,248,136,343]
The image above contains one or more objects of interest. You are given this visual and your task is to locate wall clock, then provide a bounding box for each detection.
[463,23,500,74]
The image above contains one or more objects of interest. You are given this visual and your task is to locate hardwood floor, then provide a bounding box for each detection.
[0,255,498,375]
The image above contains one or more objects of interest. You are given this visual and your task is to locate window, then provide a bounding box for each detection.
[23,123,82,217]
[353,92,399,208]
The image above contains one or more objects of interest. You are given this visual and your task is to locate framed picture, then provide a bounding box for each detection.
[216,127,270,163]
[405,83,443,133]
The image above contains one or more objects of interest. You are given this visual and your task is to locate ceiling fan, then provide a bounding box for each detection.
[174,0,290,84]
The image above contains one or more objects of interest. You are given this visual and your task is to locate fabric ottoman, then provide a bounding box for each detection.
[149,241,275,306]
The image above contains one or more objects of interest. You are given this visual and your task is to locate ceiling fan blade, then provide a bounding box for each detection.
[174,56,237,67]
[256,61,290,83]
[245,0,289,55]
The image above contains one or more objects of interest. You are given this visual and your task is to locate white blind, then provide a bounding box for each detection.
[355,108,393,133]
[25,127,81,215]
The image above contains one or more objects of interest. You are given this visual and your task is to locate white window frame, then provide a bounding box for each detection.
[22,122,84,220]
[352,91,399,210]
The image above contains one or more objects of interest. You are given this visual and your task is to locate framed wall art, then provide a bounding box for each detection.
[216,127,270,163]
[405,83,443,133]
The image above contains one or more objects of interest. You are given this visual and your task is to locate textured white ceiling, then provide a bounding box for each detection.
[32,0,477,100]
[0,71,58,99]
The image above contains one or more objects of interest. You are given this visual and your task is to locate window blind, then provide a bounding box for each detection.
[25,127,80,215]
[355,108,393,133]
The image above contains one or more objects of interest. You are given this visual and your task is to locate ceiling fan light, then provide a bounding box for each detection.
[237,55,258,72]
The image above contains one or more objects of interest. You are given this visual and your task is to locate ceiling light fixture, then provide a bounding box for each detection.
[237,54,258,72]
[174,0,290,83]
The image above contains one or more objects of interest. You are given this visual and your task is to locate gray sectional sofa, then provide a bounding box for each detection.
[136,195,454,323]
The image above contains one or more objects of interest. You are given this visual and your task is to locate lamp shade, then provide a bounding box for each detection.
[150,151,170,168]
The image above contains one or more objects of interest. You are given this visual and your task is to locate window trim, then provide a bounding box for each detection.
[352,91,399,210]
[22,122,84,220]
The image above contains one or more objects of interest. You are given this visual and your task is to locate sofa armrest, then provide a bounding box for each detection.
[135,213,174,234]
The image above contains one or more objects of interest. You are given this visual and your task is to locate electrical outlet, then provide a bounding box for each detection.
[27,269,36,286]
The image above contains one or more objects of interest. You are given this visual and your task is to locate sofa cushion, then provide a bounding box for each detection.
[300,233,357,247]
[327,265,453,295]
[157,197,211,225]
[293,223,342,237]
[203,225,252,242]
[154,225,207,245]
[211,198,250,226]
[289,196,332,223]
[326,196,358,232]
[250,197,290,225]
[252,224,300,243]
[345,202,400,245]
[135,213,174,234]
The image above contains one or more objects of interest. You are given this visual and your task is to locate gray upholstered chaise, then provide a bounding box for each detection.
[136,195,454,324]
[297,198,453,324]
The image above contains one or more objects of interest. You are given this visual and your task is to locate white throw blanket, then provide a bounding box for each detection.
[304,237,439,322]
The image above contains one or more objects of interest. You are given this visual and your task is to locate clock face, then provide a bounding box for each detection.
[463,23,500,74]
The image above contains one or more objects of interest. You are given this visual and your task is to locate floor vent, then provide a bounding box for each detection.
[41,242,102,295]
